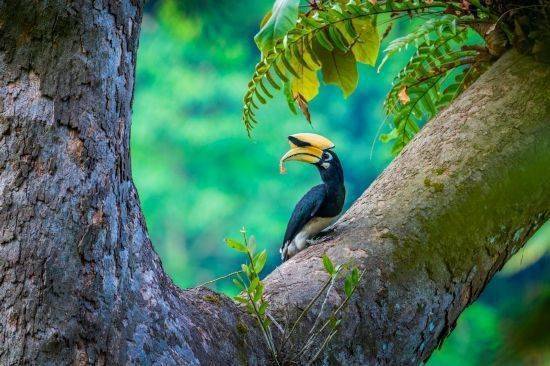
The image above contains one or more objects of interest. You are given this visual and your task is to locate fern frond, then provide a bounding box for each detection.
[378,14,460,72]
[381,16,489,154]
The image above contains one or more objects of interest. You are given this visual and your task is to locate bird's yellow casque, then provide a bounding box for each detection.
[279,133,336,174]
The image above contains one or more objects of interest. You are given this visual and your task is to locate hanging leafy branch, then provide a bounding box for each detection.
[242,0,499,152]
[242,1,452,132]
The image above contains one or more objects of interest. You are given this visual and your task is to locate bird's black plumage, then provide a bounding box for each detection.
[282,184,326,248]
[281,150,345,261]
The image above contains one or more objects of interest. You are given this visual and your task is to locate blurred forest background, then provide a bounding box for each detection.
[131,1,549,364]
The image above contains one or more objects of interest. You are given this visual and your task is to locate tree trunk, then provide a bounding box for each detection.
[0,1,548,365]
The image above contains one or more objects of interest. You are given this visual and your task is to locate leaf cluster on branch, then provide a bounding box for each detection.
[379,13,490,152]
[221,229,365,365]
[242,0,500,153]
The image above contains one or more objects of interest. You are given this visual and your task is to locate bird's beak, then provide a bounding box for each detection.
[279,133,334,174]
[280,146,323,173]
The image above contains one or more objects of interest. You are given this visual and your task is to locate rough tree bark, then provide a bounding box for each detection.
[0,1,548,365]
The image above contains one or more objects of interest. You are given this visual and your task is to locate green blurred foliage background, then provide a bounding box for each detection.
[131,1,549,364]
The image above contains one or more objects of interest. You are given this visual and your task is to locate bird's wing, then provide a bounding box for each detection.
[282,184,326,248]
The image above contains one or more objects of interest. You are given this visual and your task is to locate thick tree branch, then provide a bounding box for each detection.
[0,1,548,365]
[263,49,550,364]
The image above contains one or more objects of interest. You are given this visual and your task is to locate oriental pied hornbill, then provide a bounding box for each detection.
[279,133,345,261]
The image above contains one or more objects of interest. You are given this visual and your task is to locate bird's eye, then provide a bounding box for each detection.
[323,152,333,161]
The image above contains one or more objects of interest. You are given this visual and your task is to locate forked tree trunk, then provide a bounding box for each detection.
[0,1,548,365]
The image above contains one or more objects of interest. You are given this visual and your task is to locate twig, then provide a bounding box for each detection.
[294,268,368,360]
[244,289,281,366]
[241,230,281,366]
[308,275,337,335]
[279,275,333,350]
[194,271,242,288]
[286,273,338,362]
[276,294,293,356]
[266,311,285,335]
[306,329,338,365]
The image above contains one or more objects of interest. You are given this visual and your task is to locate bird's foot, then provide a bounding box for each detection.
[306,238,316,247]
[309,226,335,243]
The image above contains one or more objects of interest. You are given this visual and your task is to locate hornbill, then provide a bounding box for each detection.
[279,133,345,261]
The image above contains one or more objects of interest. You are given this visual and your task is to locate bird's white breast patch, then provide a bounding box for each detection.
[281,216,336,260]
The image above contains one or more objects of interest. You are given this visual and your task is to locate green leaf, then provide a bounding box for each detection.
[300,16,322,29]
[232,278,245,291]
[344,19,358,39]
[284,82,298,114]
[249,97,259,110]
[234,295,248,304]
[265,70,281,90]
[351,268,360,285]
[258,80,273,99]
[391,139,407,155]
[246,303,255,313]
[247,235,257,255]
[292,44,314,71]
[225,238,248,253]
[304,36,320,65]
[290,49,320,102]
[259,301,268,316]
[281,53,300,78]
[249,277,259,293]
[437,93,455,107]
[344,275,353,297]
[260,10,272,28]
[254,0,300,52]
[420,95,437,116]
[253,283,264,302]
[273,61,290,82]
[253,250,268,274]
[254,89,267,105]
[322,254,335,275]
[380,128,399,143]
[328,25,348,52]
[315,30,334,51]
[328,316,342,330]
[314,40,358,98]
[337,18,380,66]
